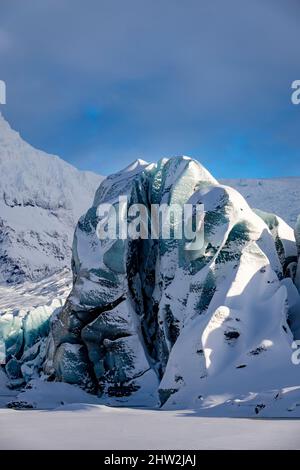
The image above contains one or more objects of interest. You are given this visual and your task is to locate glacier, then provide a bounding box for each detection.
[41,156,300,415]
[1,114,300,417]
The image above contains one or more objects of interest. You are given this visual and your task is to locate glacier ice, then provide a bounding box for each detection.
[0,270,72,385]
[45,156,300,409]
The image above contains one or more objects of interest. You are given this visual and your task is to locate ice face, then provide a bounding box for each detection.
[0,270,71,385]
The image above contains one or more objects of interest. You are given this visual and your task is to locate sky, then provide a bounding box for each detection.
[0,0,300,178]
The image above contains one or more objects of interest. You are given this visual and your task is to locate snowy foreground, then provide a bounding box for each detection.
[1,405,300,450]
[1,373,300,450]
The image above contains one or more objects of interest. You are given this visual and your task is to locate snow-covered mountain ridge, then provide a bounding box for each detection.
[0,113,103,283]
[222,177,300,227]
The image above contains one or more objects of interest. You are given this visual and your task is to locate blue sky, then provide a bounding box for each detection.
[0,0,300,178]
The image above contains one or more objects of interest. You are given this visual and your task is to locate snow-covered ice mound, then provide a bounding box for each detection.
[44,156,300,415]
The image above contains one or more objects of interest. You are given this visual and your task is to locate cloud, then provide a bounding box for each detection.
[0,0,300,177]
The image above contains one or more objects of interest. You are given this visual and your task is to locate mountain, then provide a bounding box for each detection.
[35,156,300,416]
[222,177,300,227]
[0,113,103,284]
